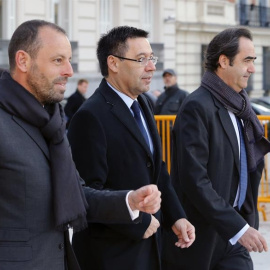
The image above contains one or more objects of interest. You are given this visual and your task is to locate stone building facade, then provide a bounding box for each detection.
[0,0,270,97]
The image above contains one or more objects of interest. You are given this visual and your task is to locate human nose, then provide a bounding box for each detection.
[145,59,156,71]
[248,62,255,74]
[62,61,73,77]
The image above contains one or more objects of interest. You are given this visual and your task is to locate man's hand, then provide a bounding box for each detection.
[128,184,161,214]
[172,218,195,248]
[143,215,160,239]
[238,227,268,252]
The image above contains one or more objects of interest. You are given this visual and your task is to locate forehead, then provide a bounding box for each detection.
[37,27,72,56]
[126,37,152,55]
[237,37,255,57]
[163,73,175,77]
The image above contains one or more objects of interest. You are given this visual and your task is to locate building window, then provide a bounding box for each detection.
[142,0,153,38]
[100,0,112,34]
[50,0,59,25]
[201,45,207,77]
[263,47,270,94]
[0,0,2,39]
[54,2,59,25]
[239,0,269,27]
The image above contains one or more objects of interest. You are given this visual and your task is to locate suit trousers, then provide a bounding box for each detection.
[162,237,253,270]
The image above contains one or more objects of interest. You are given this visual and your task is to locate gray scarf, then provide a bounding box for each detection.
[0,71,88,232]
[202,71,270,172]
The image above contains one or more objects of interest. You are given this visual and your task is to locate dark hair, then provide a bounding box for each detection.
[8,20,66,73]
[96,26,149,77]
[78,79,88,85]
[204,27,253,72]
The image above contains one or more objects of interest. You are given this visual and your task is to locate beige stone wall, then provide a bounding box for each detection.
[1,0,270,96]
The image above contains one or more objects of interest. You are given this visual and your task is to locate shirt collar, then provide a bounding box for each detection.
[106,81,135,109]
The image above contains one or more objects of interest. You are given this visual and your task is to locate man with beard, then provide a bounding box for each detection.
[0,20,162,270]
[68,26,195,270]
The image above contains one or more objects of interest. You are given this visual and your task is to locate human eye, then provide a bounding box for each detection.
[54,58,63,64]
[138,57,146,63]
[244,58,255,63]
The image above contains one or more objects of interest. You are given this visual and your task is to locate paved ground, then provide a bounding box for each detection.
[250,204,270,270]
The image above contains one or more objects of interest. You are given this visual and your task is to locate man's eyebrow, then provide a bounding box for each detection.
[135,52,154,57]
[244,56,257,60]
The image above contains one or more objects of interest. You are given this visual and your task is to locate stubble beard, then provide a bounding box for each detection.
[27,64,64,104]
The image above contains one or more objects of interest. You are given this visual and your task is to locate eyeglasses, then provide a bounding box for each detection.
[112,54,158,66]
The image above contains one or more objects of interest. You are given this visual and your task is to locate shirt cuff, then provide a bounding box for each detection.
[126,191,140,220]
[229,224,250,245]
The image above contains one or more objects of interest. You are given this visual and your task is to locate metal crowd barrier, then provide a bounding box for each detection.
[155,115,270,221]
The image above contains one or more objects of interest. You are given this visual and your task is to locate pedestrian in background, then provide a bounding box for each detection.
[64,78,88,128]
[155,68,188,115]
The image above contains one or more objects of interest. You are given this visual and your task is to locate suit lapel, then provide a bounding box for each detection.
[214,99,240,173]
[138,94,162,180]
[138,94,162,160]
[13,116,50,160]
[99,80,153,157]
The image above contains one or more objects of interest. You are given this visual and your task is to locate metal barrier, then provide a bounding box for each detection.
[257,116,270,220]
[155,115,270,221]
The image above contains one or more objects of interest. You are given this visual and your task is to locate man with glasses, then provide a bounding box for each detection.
[67,26,195,270]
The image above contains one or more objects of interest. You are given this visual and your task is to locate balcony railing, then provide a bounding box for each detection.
[238,4,270,27]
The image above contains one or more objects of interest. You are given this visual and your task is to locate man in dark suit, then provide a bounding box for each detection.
[64,78,88,128]
[162,27,269,270]
[68,26,195,270]
[0,20,162,270]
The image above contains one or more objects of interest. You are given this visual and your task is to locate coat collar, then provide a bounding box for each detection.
[98,79,160,162]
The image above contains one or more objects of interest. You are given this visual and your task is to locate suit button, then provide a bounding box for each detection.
[146,162,152,168]
[59,243,64,250]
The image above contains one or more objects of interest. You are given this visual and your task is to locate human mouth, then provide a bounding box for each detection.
[142,76,152,84]
[55,79,68,90]
[244,73,251,78]
[55,83,66,92]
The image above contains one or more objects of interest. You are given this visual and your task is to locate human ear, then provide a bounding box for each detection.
[218,54,229,69]
[107,55,119,73]
[15,50,30,72]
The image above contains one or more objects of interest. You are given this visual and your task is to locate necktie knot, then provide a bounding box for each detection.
[131,101,141,117]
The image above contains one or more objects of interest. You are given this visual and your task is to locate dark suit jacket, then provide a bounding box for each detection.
[68,78,186,270]
[0,88,138,269]
[64,90,86,128]
[162,86,264,269]
[155,84,188,115]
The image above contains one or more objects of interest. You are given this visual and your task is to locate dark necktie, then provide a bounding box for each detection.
[236,117,248,210]
[131,101,150,148]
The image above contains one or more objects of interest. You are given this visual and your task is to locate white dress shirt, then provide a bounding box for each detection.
[228,111,249,245]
